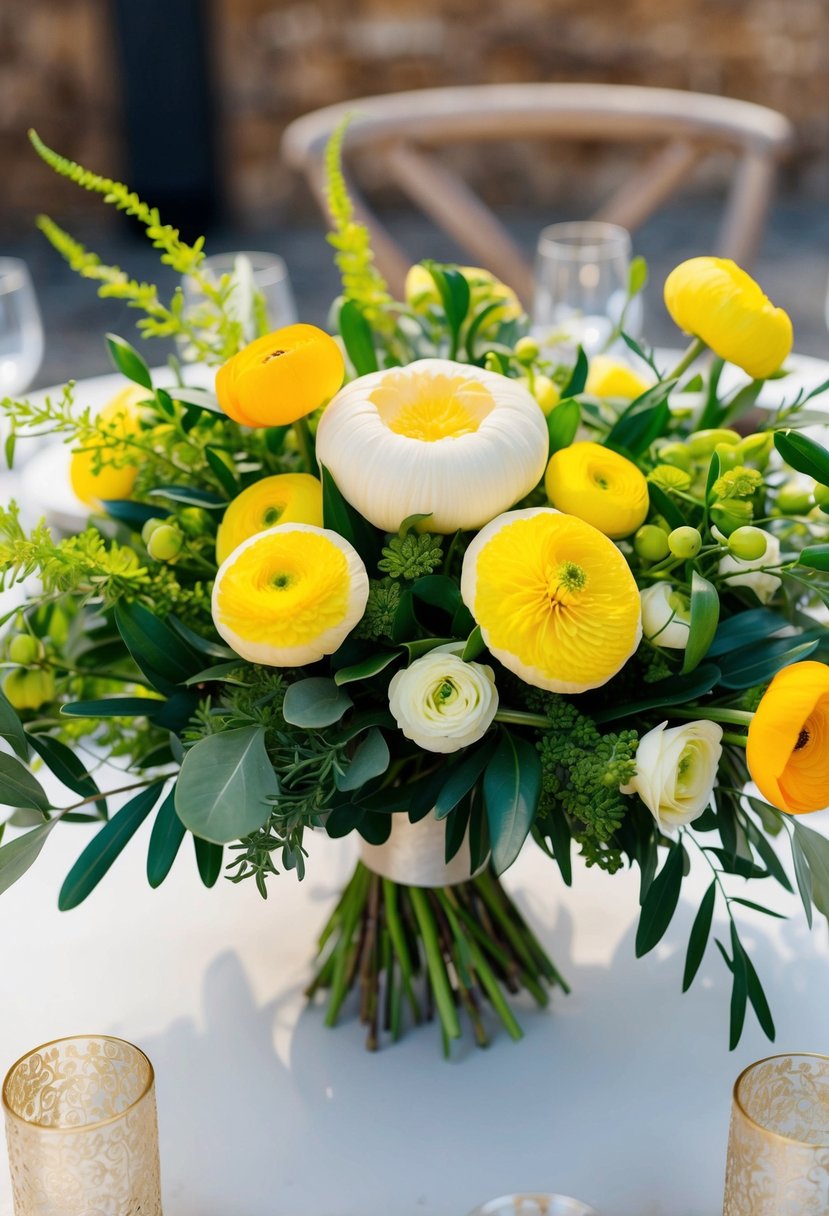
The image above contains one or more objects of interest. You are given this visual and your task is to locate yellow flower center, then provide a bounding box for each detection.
[473,512,640,688]
[370,370,495,441]
[215,530,350,648]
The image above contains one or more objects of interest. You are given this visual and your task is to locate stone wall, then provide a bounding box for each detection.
[2,0,828,230]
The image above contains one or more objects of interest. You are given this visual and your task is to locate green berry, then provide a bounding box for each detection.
[728,526,769,561]
[8,634,41,666]
[657,443,691,471]
[668,526,702,559]
[2,668,55,711]
[687,428,741,458]
[514,336,540,364]
[776,481,813,515]
[736,432,774,468]
[634,525,671,562]
[147,524,183,561]
[814,483,829,509]
[523,373,560,415]
[141,517,168,546]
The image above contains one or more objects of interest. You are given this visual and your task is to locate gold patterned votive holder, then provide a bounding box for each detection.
[723,1052,829,1215]
[2,1035,163,1216]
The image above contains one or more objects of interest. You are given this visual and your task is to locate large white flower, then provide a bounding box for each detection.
[621,719,723,830]
[718,530,782,603]
[315,358,548,534]
[640,582,691,650]
[387,647,499,754]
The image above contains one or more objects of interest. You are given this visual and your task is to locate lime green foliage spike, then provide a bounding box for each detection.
[323,117,396,328]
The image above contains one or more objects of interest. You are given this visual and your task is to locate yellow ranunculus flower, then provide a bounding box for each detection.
[585,356,652,401]
[405,264,522,330]
[316,358,548,534]
[746,661,829,814]
[69,384,147,508]
[215,323,345,428]
[460,507,642,693]
[215,473,323,565]
[664,257,793,380]
[212,523,369,666]
[544,441,649,539]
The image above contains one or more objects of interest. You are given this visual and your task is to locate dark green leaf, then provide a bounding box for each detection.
[706,849,770,879]
[744,822,793,892]
[744,949,775,1040]
[563,346,588,396]
[26,733,103,813]
[445,796,472,864]
[774,430,829,485]
[357,811,392,846]
[205,447,239,498]
[546,398,581,455]
[730,897,785,919]
[708,609,788,658]
[0,753,50,811]
[791,830,814,928]
[321,464,382,571]
[184,661,247,686]
[411,574,461,614]
[543,804,572,887]
[483,731,542,875]
[717,637,819,690]
[605,379,676,457]
[114,599,202,690]
[682,879,716,991]
[5,428,15,469]
[61,696,168,720]
[59,782,164,910]
[325,803,365,838]
[635,840,684,957]
[101,499,164,529]
[704,450,721,506]
[167,616,236,661]
[468,796,490,872]
[148,484,226,508]
[682,572,720,674]
[339,299,378,375]
[593,664,721,723]
[465,301,509,362]
[721,380,764,427]
[194,836,223,887]
[175,727,278,844]
[0,819,57,895]
[334,652,399,686]
[400,636,454,661]
[335,728,389,792]
[105,332,153,390]
[283,678,353,728]
[728,923,748,1050]
[792,819,829,921]
[425,263,471,338]
[647,481,686,531]
[697,357,727,430]
[461,626,486,662]
[434,746,490,820]
[170,385,222,413]
[146,786,186,888]
[799,544,829,572]
[0,685,28,760]
[621,333,660,376]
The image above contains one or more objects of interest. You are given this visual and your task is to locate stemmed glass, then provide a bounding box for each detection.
[532,221,640,355]
[0,259,44,397]
[180,250,297,361]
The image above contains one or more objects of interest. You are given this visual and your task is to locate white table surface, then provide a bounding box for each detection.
[2,356,829,1216]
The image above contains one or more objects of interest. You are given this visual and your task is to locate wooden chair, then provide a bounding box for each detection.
[281,83,793,304]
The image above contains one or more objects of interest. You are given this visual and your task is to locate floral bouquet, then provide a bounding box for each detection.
[2,129,829,1055]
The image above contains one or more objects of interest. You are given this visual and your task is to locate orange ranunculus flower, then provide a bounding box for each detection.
[215,323,345,428]
[747,661,829,814]
[663,257,793,380]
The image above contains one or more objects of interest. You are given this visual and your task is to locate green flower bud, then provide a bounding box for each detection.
[2,668,55,711]
[668,526,702,559]
[687,428,741,458]
[656,443,691,471]
[710,497,754,535]
[8,634,41,666]
[141,517,168,546]
[776,481,813,515]
[634,525,671,562]
[147,524,183,561]
[514,336,540,365]
[736,431,774,469]
[519,373,560,415]
[727,526,769,561]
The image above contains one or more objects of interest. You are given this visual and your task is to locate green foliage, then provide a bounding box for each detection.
[711,466,764,500]
[354,579,402,641]
[378,531,443,580]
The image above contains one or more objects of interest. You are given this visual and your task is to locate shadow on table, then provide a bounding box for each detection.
[139,877,826,1216]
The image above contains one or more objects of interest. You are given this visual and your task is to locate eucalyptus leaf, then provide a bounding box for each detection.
[0,753,50,812]
[335,728,390,792]
[334,652,399,686]
[435,746,490,820]
[0,819,57,895]
[59,782,164,910]
[283,679,353,728]
[175,727,278,844]
[483,732,542,875]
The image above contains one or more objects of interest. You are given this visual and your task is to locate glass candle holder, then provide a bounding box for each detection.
[3,1035,163,1216]
[180,250,297,360]
[724,1052,829,1215]
[532,221,639,355]
[467,1195,597,1216]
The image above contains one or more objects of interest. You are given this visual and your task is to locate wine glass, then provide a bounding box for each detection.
[180,251,297,361]
[532,221,641,355]
[0,259,44,397]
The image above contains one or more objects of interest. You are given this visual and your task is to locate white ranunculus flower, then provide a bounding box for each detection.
[621,719,723,829]
[387,647,499,754]
[718,530,782,603]
[640,582,691,649]
[315,358,548,534]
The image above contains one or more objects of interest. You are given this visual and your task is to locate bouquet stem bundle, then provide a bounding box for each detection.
[308,863,568,1052]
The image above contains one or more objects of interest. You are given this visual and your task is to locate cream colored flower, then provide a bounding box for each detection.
[718,531,781,603]
[211,523,368,666]
[315,358,548,534]
[640,582,692,649]
[387,647,498,754]
[621,719,723,829]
